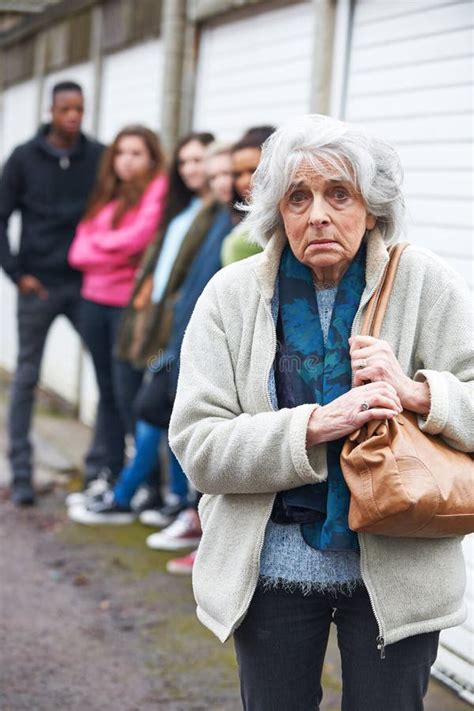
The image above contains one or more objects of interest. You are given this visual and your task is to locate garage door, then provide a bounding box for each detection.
[0,79,39,373]
[344,0,473,291]
[98,39,164,143]
[344,0,474,702]
[193,1,314,140]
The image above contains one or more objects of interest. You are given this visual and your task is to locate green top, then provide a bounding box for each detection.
[220,224,262,266]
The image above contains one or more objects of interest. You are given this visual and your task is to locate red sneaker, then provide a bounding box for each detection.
[166,549,197,575]
[146,509,202,550]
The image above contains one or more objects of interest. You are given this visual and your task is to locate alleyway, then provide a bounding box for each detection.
[0,374,470,710]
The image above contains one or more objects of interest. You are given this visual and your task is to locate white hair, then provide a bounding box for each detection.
[242,114,405,246]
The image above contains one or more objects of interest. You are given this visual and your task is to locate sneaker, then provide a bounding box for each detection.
[11,481,36,506]
[68,490,135,525]
[65,469,112,508]
[139,500,187,528]
[146,509,202,550]
[166,549,197,575]
[130,485,164,514]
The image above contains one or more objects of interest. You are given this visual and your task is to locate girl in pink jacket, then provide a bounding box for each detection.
[69,125,167,482]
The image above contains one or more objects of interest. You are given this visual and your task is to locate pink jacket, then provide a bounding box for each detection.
[69,174,168,306]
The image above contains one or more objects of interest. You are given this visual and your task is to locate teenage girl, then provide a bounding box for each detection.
[69,125,168,482]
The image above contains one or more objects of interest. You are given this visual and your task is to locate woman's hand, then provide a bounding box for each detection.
[306,381,402,446]
[349,335,430,415]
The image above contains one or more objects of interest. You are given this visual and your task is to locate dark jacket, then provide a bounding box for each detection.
[0,124,103,285]
[132,204,233,429]
[166,205,234,391]
[116,199,223,368]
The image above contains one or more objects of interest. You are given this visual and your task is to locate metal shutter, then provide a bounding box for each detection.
[344,1,474,701]
[0,80,39,374]
[193,1,314,139]
[344,0,473,291]
[98,39,163,143]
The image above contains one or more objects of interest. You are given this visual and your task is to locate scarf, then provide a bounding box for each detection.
[273,241,367,551]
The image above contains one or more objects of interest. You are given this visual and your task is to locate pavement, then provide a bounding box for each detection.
[0,369,471,710]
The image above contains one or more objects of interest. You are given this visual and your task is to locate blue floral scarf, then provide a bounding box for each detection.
[273,242,367,551]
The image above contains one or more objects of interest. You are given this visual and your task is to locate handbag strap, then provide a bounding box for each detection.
[360,242,409,338]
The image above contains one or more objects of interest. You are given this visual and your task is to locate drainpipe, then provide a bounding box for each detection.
[90,2,103,136]
[309,0,337,115]
[34,30,47,125]
[179,18,199,137]
[76,2,104,422]
[160,0,187,156]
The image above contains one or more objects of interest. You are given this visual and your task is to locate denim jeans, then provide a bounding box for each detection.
[80,299,143,477]
[114,420,161,506]
[234,584,439,711]
[113,421,190,507]
[167,444,189,502]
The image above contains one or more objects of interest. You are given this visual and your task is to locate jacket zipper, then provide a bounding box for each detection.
[358,533,386,659]
[230,497,275,637]
[264,300,278,412]
[230,301,278,637]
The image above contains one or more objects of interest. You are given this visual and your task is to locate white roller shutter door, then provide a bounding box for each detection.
[343,1,474,701]
[344,0,474,290]
[193,1,314,140]
[98,39,164,143]
[1,79,39,160]
[0,80,39,374]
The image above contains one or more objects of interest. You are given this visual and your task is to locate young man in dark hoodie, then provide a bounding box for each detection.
[0,81,104,505]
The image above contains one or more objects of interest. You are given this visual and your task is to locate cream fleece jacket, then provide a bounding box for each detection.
[169,228,473,647]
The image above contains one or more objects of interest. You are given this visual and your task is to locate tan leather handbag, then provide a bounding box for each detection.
[340,243,474,538]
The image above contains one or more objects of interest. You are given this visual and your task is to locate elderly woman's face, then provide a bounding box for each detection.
[279,164,376,277]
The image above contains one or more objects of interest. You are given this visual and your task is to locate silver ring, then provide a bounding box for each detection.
[360,399,370,411]
[354,359,368,370]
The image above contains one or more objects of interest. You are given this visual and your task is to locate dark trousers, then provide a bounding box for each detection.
[80,299,143,477]
[83,403,108,482]
[234,584,439,711]
[8,284,116,484]
[8,285,106,485]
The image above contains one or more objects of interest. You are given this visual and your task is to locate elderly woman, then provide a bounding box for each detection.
[169,115,473,710]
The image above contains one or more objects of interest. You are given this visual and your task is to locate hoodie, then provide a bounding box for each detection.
[0,124,103,286]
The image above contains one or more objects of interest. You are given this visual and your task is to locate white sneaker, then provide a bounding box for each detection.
[65,477,110,508]
[67,490,135,525]
[146,509,202,551]
[139,500,186,528]
[68,503,135,525]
